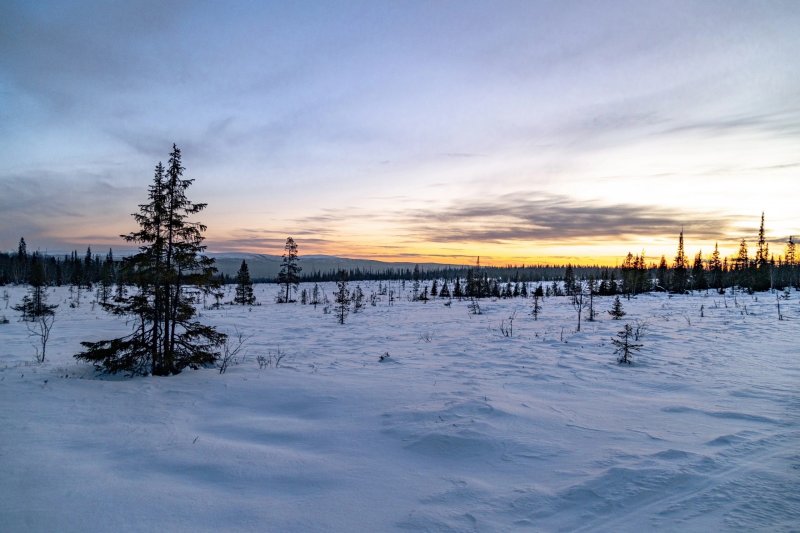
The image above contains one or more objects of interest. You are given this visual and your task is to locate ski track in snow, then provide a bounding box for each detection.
[1,284,798,532]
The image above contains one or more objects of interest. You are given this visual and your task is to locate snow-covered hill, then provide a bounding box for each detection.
[1,284,797,531]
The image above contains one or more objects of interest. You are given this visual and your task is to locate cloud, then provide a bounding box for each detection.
[661,110,800,139]
[0,170,138,249]
[396,193,744,244]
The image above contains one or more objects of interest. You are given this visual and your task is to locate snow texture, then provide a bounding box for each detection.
[1,283,798,531]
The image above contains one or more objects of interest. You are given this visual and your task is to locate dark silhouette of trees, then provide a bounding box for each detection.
[671,229,688,293]
[234,260,256,305]
[734,239,750,292]
[334,270,350,324]
[277,237,301,303]
[75,144,225,376]
[563,264,576,296]
[613,324,641,364]
[691,251,707,292]
[753,212,771,291]
[531,292,542,320]
[709,243,723,293]
[439,280,450,299]
[13,254,57,321]
[785,236,797,289]
[453,277,463,299]
[656,256,668,291]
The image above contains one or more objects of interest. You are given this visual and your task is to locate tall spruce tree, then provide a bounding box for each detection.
[709,243,723,293]
[76,144,225,375]
[753,212,771,291]
[14,237,28,283]
[277,237,301,303]
[234,260,256,305]
[785,236,797,289]
[671,229,688,293]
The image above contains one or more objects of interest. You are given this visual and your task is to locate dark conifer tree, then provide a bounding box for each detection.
[14,237,28,283]
[608,295,626,319]
[709,243,723,293]
[656,256,668,291]
[311,283,321,309]
[76,145,225,375]
[351,284,365,312]
[97,250,115,304]
[430,279,438,297]
[334,270,350,324]
[277,237,301,303]
[491,280,501,298]
[753,213,771,291]
[503,282,513,298]
[563,264,576,296]
[13,254,57,320]
[465,268,476,297]
[734,239,750,291]
[83,247,94,289]
[418,285,429,302]
[234,260,256,305]
[785,236,797,289]
[439,280,450,298]
[671,229,688,293]
[691,251,708,293]
[621,252,635,297]
[531,293,542,320]
[613,324,641,364]
[453,277,463,299]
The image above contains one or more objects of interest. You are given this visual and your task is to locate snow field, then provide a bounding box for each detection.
[1,283,798,531]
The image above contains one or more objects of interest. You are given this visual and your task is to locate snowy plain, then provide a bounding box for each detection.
[1,282,798,532]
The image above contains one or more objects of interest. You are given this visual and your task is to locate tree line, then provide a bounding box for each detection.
[4,219,797,296]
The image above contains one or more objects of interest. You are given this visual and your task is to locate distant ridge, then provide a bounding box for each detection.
[209,253,466,279]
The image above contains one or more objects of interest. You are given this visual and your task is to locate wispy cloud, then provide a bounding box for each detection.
[397,194,744,244]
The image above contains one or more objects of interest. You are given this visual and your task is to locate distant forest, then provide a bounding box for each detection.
[1,215,797,296]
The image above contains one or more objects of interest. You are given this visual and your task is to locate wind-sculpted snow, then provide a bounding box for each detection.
[0,284,798,531]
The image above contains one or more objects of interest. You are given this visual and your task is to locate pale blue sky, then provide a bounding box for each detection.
[2,1,798,263]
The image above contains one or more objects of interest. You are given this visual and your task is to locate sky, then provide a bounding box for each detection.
[1,0,798,266]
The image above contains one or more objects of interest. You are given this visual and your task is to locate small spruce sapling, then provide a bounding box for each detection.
[612,323,642,364]
[531,293,542,320]
[352,285,365,313]
[311,283,321,309]
[467,296,482,316]
[608,295,626,320]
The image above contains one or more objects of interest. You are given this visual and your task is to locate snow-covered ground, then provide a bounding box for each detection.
[1,283,798,532]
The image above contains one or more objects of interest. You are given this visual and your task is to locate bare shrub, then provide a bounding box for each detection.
[632,318,649,341]
[28,314,55,363]
[256,347,288,369]
[218,328,250,374]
